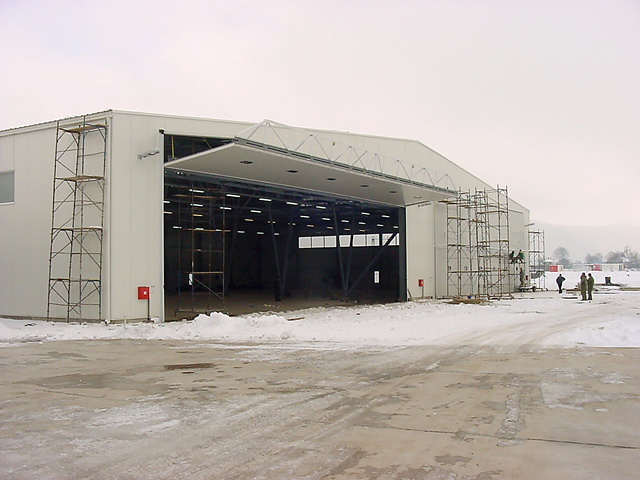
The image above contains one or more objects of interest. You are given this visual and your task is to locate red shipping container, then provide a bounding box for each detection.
[549,265,558,272]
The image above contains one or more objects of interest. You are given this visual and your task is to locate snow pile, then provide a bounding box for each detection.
[547,315,640,347]
[1,274,639,348]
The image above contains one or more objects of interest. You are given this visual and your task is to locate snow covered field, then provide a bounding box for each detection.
[1,271,638,348]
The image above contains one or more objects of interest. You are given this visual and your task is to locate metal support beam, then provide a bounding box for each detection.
[279,215,296,297]
[347,232,398,297]
[267,204,284,301]
[332,204,348,294]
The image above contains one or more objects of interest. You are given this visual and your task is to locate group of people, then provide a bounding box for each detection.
[509,250,525,263]
[555,272,595,301]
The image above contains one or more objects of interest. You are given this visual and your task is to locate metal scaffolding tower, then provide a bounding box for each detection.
[475,187,511,298]
[528,230,546,290]
[444,187,511,299]
[164,178,227,314]
[47,118,107,321]
[444,191,477,297]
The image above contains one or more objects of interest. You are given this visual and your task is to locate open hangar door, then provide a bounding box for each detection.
[161,124,454,319]
[163,170,403,319]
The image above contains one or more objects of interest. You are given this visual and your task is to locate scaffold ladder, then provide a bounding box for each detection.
[47,117,107,321]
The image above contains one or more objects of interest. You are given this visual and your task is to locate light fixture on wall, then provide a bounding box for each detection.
[137,149,160,160]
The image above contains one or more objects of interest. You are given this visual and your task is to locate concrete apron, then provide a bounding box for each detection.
[0,340,638,479]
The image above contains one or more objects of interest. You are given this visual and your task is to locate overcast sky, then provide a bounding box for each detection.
[1,0,638,228]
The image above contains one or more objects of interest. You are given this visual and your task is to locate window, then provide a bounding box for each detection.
[0,171,14,204]
[299,234,399,249]
[163,134,232,162]
[298,237,312,249]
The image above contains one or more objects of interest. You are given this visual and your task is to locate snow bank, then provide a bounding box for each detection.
[1,276,639,348]
[543,315,640,348]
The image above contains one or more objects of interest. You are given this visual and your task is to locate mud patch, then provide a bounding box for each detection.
[164,363,216,370]
[22,373,135,390]
[435,454,471,465]
[43,351,89,359]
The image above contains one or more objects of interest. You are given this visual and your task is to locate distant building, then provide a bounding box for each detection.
[585,263,625,272]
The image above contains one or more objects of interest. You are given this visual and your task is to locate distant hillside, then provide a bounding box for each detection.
[532,222,640,263]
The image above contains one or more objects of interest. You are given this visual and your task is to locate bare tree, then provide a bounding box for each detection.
[605,250,625,263]
[553,247,572,268]
[623,246,640,269]
[584,252,603,264]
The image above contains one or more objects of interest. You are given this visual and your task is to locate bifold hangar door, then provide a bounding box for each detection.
[162,121,454,318]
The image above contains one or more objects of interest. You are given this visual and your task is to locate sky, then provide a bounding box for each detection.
[1,0,638,227]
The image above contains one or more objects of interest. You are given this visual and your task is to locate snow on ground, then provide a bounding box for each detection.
[1,271,639,348]
[551,269,640,290]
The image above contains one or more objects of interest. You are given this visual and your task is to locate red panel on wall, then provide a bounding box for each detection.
[138,286,150,300]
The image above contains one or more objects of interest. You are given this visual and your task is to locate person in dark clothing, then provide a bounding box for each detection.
[587,273,595,301]
[579,272,588,301]
[556,274,565,294]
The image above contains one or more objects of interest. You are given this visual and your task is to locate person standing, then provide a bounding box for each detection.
[579,272,588,301]
[587,273,595,301]
[556,274,565,294]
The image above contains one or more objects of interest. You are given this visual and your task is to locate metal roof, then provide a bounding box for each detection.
[165,120,456,207]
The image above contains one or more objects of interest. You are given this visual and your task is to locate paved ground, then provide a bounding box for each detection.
[1,340,639,479]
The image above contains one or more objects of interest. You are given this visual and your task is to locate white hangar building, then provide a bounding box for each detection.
[0,110,531,323]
